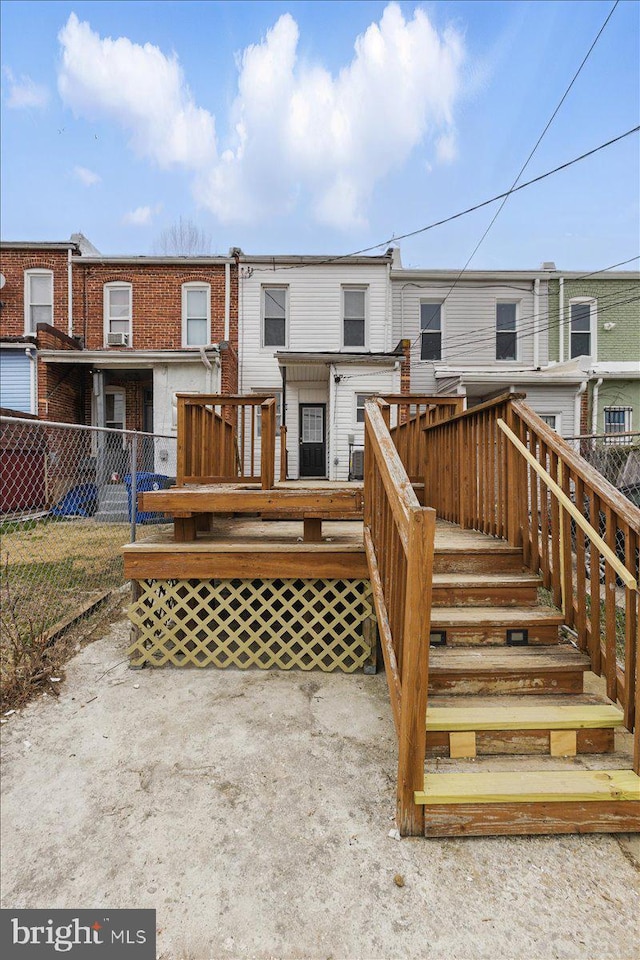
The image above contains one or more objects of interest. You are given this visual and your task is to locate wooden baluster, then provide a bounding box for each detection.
[574,475,587,649]
[588,489,602,676]
[539,440,551,588]
[529,431,540,576]
[624,524,637,734]
[604,505,617,701]
[559,458,574,626]
[549,450,561,607]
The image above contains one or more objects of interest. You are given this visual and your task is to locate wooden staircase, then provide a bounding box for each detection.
[417,522,639,837]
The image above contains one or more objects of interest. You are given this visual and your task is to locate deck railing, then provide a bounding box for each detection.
[176,394,277,489]
[420,392,640,774]
[382,395,464,483]
[364,398,436,835]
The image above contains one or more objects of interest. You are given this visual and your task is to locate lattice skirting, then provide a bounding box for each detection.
[128,577,376,671]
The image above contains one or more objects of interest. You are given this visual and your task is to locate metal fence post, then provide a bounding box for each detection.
[130,433,138,543]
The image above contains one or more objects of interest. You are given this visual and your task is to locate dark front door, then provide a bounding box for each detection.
[299,404,326,478]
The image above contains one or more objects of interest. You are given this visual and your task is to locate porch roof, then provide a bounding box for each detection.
[275,350,399,366]
[38,347,221,369]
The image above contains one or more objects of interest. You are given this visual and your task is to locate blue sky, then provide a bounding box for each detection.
[1,0,638,268]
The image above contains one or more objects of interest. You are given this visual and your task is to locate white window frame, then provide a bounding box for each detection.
[262,286,288,349]
[355,392,374,425]
[604,406,633,444]
[255,390,283,437]
[538,413,562,434]
[419,300,444,362]
[495,300,519,362]
[569,297,597,359]
[24,269,53,335]
[342,286,368,350]
[181,282,211,348]
[103,282,133,347]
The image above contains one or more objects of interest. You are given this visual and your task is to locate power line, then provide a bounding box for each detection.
[248,125,639,274]
[439,0,621,298]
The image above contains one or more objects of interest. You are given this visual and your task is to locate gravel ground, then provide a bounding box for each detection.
[1,615,639,960]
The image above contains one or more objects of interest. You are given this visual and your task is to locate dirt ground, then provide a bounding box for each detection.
[1,614,639,960]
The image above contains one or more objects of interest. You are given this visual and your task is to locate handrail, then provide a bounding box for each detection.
[511,400,640,531]
[364,398,436,836]
[422,391,527,432]
[498,418,637,590]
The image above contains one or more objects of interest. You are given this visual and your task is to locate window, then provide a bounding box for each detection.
[182,283,210,347]
[420,302,442,361]
[24,270,53,333]
[539,414,561,433]
[604,406,633,444]
[343,288,366,347]
[263,287,287,347]
[496,302,518,360]
[570,300,595,358]
[104,283,132,346]
[356,393,374,424]
[256,391,283,437]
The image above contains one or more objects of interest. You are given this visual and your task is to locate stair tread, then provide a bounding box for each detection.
[426,698,623,731]
[431,605,563,626]
[432,573,541,586]
[430,644,590,673]
[415,769,640,804]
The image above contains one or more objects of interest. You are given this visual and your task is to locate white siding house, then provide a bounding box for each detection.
[238,252,402,480]
[391,266,588,437]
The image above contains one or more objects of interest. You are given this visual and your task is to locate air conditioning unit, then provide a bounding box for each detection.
[107,332,130,346]
[350,447,365,481]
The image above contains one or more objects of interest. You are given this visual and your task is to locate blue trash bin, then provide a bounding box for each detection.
[124,472,172,524]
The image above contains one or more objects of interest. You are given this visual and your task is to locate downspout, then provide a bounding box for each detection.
[591,377,603,435]
[67,249,73,338]
[199,345,215,393]
[574,380,587,443]
[224,262,230,342]
[558,277,564,363]
[533,279,540,368]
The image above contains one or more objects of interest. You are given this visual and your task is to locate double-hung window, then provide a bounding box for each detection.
[570,301,595,358]
[356,393,373,424]
[24,270,53,333]
[604,406,633,444]
[420,302,442,361]
[104,283,132,346]
[263,287,287,347]
[496,302,518,360]
[182,283,210,346]
[343,288,366,347]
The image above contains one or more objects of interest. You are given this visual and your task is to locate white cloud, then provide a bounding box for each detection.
[58,13,216,169]
[74,165,101,186]
[57,4,465,229]
[123,203,162,226]
[2,67,49,109]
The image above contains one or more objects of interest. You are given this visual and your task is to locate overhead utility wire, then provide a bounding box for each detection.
[248,125,639,274]
[432,0,621,303]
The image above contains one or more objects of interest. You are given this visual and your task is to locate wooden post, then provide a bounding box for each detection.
[176,397,186,486]
[279,425,288,482]
[396,506,436,837]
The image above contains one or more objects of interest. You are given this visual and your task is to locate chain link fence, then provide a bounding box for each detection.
[1,415,176,706]
[565,432,640,495]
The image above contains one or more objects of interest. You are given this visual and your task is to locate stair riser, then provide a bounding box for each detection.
[426,728,615,757]
[432,586,539,607]
[429,625,560,646]
[422,801,640,837]
[434,554,523,574]
[429,671,585,696]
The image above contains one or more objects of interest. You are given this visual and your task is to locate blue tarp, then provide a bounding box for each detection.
[48,483,98,518]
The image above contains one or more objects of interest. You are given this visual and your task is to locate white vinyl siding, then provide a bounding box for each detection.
[0,349,34,413]
[24,270,53,334]
[182,283,210,347]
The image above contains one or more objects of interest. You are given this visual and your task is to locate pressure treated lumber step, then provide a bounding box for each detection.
[433,542,524,574]
[426,694,622,757]
[428,644,590,696]
[430,605,563,645]
[431,573,541,607]
[417,769,640,837]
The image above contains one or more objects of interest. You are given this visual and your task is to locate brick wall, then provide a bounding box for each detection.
[0,247,71,338]
[72,262,236,352]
